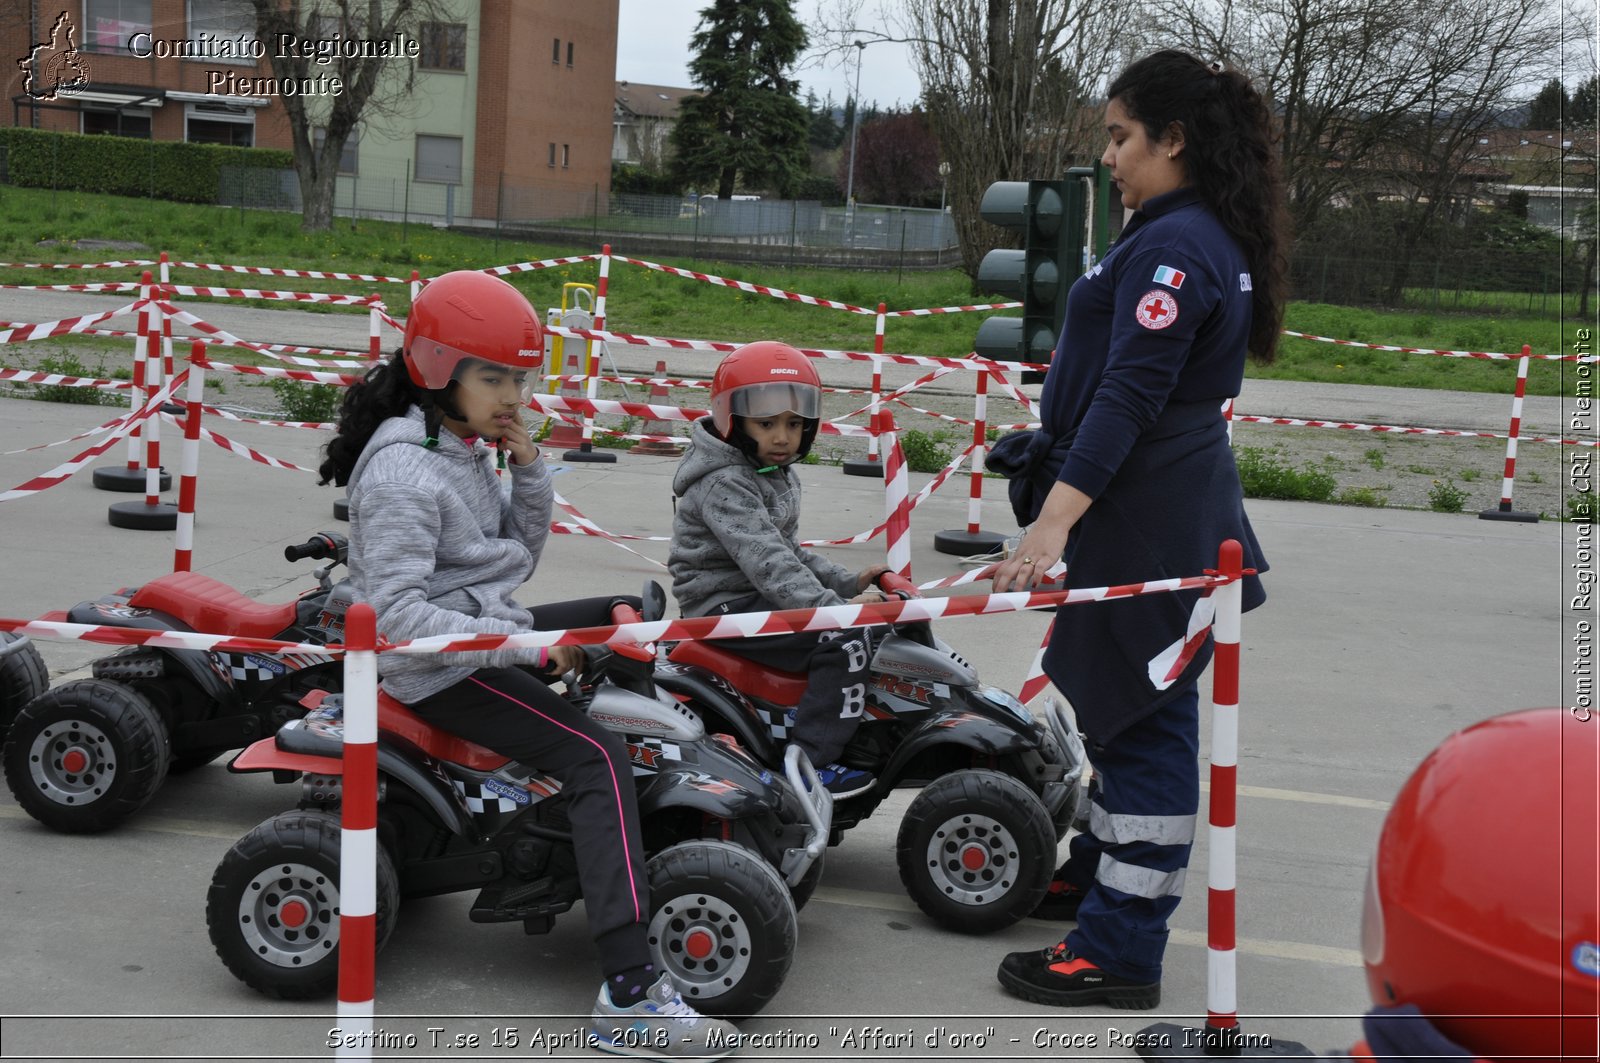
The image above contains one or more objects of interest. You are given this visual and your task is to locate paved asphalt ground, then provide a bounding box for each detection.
[0,291,1588,1061]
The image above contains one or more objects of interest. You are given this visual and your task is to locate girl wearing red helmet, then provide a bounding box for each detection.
[319,271,737,1057]
[669,341,889,797]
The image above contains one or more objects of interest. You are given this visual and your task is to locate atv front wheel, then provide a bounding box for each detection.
[206,810,400,1000]
[2,679,170,832]
[645,839,797,1019]
[0,633,49,735]
[896,768,1055,934]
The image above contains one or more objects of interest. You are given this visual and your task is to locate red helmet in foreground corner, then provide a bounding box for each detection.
[709,341,822,438]
[404,271,544,394]
[1360,708,1598,1062]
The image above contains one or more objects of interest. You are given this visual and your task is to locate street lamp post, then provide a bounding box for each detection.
[843,40,867,231]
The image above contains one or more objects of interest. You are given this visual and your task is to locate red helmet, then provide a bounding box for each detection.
[709,341,822,438]
[403,271,544,394]
[1361,708,1598,1062]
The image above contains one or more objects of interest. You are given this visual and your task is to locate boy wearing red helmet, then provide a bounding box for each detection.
[669,341,889,796]
[319,271,738,1060]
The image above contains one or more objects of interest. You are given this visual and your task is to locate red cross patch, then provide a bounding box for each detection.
[1135,290,1179,330]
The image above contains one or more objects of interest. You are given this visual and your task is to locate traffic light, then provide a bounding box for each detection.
[972,172,1091,369]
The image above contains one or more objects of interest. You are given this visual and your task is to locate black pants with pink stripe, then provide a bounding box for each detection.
[407,596,650,977]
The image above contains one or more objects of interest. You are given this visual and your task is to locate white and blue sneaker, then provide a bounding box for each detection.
[814,762,876,798]
[589,972,739,1060]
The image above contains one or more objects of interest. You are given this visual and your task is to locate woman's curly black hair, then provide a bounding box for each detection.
[1108,50,1291,365]
[318,350,420,487]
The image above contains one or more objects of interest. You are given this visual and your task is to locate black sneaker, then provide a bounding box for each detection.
[814,762,875,798]
[997,942,1160,1009]
[1032,879,1085,920]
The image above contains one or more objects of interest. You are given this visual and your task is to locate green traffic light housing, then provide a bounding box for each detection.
[972,171,1096,367]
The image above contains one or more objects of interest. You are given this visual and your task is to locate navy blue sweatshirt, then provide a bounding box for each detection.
[1044,186,1253,499]
[995,185,1269,742]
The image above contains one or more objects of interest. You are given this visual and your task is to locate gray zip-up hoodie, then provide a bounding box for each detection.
[669,418,857,617]
[346,406,553,703]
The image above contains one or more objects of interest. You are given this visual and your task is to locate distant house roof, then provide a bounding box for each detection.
[615,82,698,121]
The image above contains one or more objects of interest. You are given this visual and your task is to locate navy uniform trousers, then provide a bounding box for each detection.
[1060,682,1201,984]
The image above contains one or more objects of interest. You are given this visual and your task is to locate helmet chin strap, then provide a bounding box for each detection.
[418,385,464,449]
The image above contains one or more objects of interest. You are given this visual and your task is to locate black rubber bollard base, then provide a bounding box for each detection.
[108,500,179,531]
[333,497,349,522]
[561,446,617,464]
[1131,1022,1313,1060]
[842,459,885,478]
[933,528,1009,556]
[1478,506,1538,523]
[93,465,172,493]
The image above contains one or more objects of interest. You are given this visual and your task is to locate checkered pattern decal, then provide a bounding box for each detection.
[757,705,797,742]
[452,772,562,814]
[629,737,684,776]
[211,650,335,684]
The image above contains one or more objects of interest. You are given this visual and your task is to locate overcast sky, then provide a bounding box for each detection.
[615,0,922,111]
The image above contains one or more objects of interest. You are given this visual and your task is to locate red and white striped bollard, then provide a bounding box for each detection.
[1479,344,1538,522]
[336,603,380,1059]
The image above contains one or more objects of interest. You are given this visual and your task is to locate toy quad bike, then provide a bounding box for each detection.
[2,533,355,833]
[205,587,830,1018]
[656,572,1087,934]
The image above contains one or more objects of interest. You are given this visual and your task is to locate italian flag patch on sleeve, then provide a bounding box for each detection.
[1152,265,1186,289]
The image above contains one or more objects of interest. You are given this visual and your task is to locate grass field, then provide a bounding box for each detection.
[0,185,1581,396]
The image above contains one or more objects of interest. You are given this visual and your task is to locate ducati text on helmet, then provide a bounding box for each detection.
[403,271,545,395]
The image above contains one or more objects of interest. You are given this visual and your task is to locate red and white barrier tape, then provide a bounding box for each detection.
[1,373,184,502]
[1280,330,1589,363]
[0,259,154,270]
[187,355,361,387]
[545,323,1049,376]
[2,409,138,455]
[174,261,408,284]
[886,302,1024,317]
[477,255,602,277]
[0,299,144,345]
[0,282,142,293]
[1232,413,1597,447]
[0,368,132,391]
[163,285,378,305]
[158,413,316,472]
[380,571,1230,656]
[612,256,874,315]
[1018,619,1056,706]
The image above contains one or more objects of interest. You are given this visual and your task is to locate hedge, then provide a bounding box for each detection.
[0,127,293,204]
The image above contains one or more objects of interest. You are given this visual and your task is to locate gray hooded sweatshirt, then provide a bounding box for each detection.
[669,418,857,617]
[346,406,554,703]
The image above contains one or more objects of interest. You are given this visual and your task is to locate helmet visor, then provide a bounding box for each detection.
[727,381,821,421]
[412,337,540,403]
[450,356,540,405]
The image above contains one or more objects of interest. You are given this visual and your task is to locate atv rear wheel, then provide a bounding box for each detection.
[206,810,400,1000]
[0,633,49,735]
[896,768,1055,934]
[645,839,797,1019]
[2,679,170,833]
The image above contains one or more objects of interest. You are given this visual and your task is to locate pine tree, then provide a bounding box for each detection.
[669,0,811,199]
[1570,76,1598,132]
[1527,78,1567,130]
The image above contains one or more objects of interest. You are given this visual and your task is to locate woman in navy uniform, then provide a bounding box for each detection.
[989,50,1288,1009]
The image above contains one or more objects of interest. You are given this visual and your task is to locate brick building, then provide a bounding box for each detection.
[4,1,619,221]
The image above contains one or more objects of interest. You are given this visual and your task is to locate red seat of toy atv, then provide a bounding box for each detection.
[376,691,511,772]
[666,640,809,707]
[128,572,299,640]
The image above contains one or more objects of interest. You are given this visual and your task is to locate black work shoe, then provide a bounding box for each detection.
[997,942,1160,1009]
[1032,879,1085,920]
